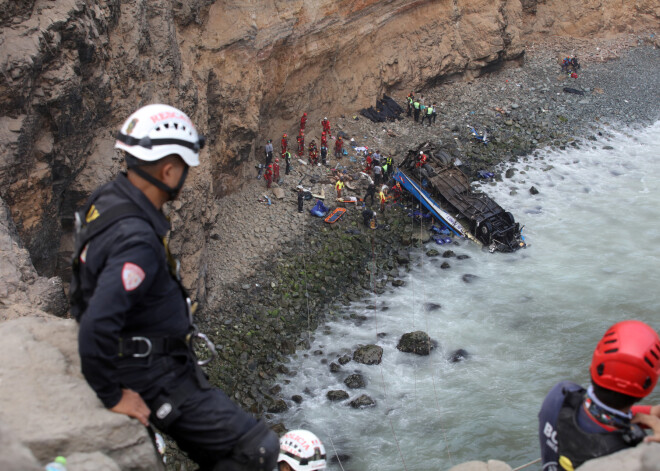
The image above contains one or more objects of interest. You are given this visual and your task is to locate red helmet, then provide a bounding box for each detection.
[303,112,307,116]
[283,133,287,137]
[275,158,279,162]
[322,131,326,135]
[590,320,660,398]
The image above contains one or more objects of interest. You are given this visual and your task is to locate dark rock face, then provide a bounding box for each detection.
[449,349,470,363]
[327,390,349,402]
[397,331,433,356]
[344,374,366,389]
[350,394,376,409]
[353,344,383,365]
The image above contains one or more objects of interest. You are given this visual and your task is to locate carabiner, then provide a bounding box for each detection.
[193,332,218,366]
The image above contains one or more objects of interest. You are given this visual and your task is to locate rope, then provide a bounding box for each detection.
[326,435,346,471]
[512,458,542,471]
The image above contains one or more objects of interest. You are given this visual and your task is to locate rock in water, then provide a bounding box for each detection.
[462,274,479,283]
[267,399,288,413]
[329,362,341,373]
[338,354,351,365]
[327,390,349,402]
[344,374,367,389]
[529,186,540,195]
[397,331,433,356]
[353,344,384,365]
[442,250,456,258]
[424,302,442,312]
[449,349,470,363]
[350,394,376,409]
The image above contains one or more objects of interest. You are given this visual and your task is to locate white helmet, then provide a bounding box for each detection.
[278,430,326,471]
[115,104,204,167]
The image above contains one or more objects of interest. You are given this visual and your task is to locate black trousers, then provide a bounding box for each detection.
[285,161,291,175]
[414,109,420,122]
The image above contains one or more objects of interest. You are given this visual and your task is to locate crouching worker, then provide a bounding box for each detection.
[278,430,326,471]
[72,104,278,471]
[539,320,660,471]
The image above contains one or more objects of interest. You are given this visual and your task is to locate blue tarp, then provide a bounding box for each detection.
[310,200,329,217]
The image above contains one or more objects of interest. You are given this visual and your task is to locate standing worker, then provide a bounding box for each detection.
[364,182,376,206]
[335,178,345,198]
[281,133,288,154]
[421,103,433,126]
[264,164,273,188]
[297,187,305,213]
[413,97,421,122]
[273,158,281,183]
[265,139,274,165]
[321,131,327,148]
[73,104,278,470]
[321,117,331,137]
[300,112,307,131]
[297,131,305,157]
[379,185,388,212]
[320,145,328,166]
[406,91,414,117]
[385,155,394,179]
[283,151,292,175]
[373,162,383,187]
[431,102,438,124]
[334,136,344,158]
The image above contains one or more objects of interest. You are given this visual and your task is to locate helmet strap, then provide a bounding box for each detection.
[130,164,189,201]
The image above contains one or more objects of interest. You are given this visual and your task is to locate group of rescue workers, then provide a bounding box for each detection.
[72,103,660,471]
[406,91,438,125]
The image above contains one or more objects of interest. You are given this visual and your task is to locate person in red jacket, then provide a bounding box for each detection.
[264,164,273,188]
[273,158,280,183]
[321,131,327,148]
[308,140,318,165]
[281,133,288,154]
[321,117,331,137]
[300,112,307,131]
[297,131,305,157]
[365,154,373,173]
[334,136,343,158]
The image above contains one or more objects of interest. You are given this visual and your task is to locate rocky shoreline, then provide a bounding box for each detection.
[162,39,660,468]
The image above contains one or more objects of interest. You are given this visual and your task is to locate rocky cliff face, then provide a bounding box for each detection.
[0,0,657,297]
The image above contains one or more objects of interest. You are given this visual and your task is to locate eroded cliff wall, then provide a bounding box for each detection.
[0,0,657,296]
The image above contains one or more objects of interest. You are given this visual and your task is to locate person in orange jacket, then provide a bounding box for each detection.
[281,133,288,154]
[300,112,307,131]
[308,140,318,165]
[321,117,331,137]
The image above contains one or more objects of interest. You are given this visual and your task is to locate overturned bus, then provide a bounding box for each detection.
[394,150,525,252]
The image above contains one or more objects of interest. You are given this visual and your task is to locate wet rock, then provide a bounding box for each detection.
[267,399,288,413]
[344,374,367,389]
[330,362,341,373]
[350,394,376,409]
[449,349,470,363]
[442,250,456,258]
[338,354,352,365]
[411,228,432,244]
[426,249,440,257]
[397,331,433,356]
[327,390,349,402]
[269,385,282,395]
[424,303,442,312]
[505,168,516,178]
[441,261,451,269]
[392,279,405,287]
[602,145,615,150]
[396,250,411,264]
[292,395,303,404]
[353,344,383,365]
[462,274,479,283]
[529,186,539,195]
[456,254,470,260]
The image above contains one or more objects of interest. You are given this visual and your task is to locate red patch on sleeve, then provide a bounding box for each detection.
[121,262,146,291]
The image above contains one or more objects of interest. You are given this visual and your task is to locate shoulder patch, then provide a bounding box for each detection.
[122,262,146,291]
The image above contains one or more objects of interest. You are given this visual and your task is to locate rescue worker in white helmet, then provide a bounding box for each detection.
[278,430,327,471]
[72,104,278,470]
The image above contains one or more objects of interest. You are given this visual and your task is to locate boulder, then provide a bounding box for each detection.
[462,274,479,283]
[272,187,286,199]
[442,250,456,258]
[449,349,470,363]
[329,362,341,373]
[0,316,159,469]
[410,228,432,244]
[396,250,410,264]
[326,390,349,402]
[529,186,540,195]
[338,354,351,365]
[424,303,442,312]
[391,279,405,287]
[441,261,451,269]
[291,395,303,404]
[426,249,440,257]
[349,394,376,409]
[397,331,433,356]
[343,374,366,389]
[353,344,383,365]
[267,399,289,413]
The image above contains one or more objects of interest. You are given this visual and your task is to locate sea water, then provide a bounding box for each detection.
[276,122,660,471]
